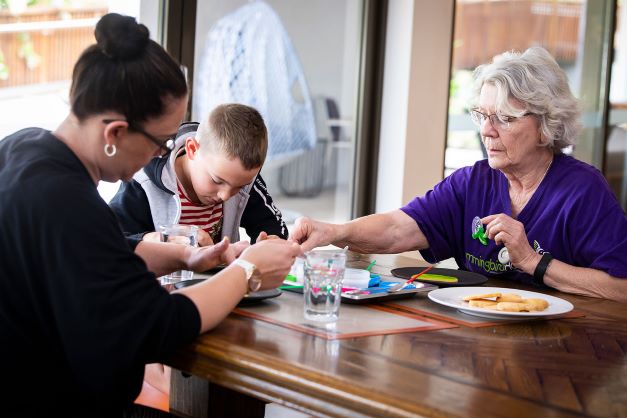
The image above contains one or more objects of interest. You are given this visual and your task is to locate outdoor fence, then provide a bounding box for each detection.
[0,6,105,89]
[0,1,586,89]
[453,0,582,70]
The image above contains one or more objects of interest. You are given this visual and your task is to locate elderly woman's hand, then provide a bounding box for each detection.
[481,213,541,274]
[288,216,337,252]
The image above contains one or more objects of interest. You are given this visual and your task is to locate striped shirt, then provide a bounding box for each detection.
[177,181,223,242]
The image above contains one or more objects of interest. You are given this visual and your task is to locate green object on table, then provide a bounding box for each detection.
[365,260,376,272]
[285,274,298,282]
[417,274,459,283]
[279,284,303,290]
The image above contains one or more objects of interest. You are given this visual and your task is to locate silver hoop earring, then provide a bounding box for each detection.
[104,144,117,157]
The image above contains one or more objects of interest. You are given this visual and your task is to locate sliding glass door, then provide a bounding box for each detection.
[445,0,616,187]
[191,1,368,233]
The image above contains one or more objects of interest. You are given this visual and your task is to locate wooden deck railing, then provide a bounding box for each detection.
[0,6,106,88]
[453,0,582,70]
[0,2,586,88]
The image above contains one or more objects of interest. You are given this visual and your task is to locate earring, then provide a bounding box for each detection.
[104,143,117,157]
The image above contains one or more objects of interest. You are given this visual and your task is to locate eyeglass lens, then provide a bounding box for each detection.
[470,110,509,129]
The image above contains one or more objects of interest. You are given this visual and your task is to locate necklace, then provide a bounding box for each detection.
[508,156,553,217]
[536,156,553,188]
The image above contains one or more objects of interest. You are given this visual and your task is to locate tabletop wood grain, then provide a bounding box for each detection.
[165,253,627,418]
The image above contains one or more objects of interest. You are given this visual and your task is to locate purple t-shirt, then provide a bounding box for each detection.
[401,154,627,284]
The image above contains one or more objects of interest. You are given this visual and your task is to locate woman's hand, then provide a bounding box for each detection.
[482,213,540,274]
[142,231,161,242]
[238,239,303,290]
[143,229,214,247]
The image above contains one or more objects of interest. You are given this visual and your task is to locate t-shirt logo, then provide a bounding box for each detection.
[533,240,545,254]
[471,216,488,246]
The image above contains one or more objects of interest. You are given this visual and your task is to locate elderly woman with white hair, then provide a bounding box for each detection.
[289,46,627,302]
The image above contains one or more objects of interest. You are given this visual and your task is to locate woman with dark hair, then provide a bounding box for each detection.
[0,13,300,417]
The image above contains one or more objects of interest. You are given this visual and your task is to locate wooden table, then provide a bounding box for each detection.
[165,253,627,418]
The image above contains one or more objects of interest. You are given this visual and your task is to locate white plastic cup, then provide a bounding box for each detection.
[303,250,346,322]
[158,224,199,285]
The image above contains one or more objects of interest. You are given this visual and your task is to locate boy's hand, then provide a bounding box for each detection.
[221,240,250,264]
[256,231,281,242]
[197,229,214,247]
[185,237,230,272]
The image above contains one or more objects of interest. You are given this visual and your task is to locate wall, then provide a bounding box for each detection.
[376,0,454,212]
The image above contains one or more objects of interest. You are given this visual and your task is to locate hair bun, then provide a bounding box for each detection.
[95,13,149,60]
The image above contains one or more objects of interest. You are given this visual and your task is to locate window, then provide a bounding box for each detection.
[192,0,367,228]
[446,0,614,181]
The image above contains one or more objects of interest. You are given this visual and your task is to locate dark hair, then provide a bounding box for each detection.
[69,13,188,124]
[197,104,268,169]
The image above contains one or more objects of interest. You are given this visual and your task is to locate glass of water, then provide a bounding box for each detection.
[303,250,346,322]
[158,224,199,285]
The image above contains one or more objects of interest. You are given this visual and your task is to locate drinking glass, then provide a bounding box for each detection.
[159,224,199,285]
[303,250,346,322]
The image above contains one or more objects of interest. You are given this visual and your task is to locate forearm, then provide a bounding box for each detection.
[331,210,428,254]
[174,264,248,331]
[536,257,627,302]
[135,240,187,277]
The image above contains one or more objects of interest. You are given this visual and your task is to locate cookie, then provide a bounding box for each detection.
[468,299,498,308]
[523,298,549,311]
[496,302,529,312]
[462,292,501,301]
[496,293,523,303]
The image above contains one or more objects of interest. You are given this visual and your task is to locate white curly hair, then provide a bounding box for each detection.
[472,46,582,151]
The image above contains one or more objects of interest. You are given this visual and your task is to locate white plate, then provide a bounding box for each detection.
[428,286,574,319]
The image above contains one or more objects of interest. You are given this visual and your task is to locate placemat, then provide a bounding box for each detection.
[383,295,585,327]
[234,291,456,340]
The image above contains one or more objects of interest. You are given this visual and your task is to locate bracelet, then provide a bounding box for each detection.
[533,253,553,285]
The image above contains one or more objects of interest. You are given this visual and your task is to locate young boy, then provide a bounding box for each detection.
[110,103,287,246]
[110,103,288,400]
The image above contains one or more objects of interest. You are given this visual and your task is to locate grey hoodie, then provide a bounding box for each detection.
[110,122,287,243]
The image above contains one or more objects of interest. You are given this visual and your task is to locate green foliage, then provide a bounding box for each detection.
[448,69,475,114]
[0,0,55,10]
[18,32,41,70]
[0,50,8,80]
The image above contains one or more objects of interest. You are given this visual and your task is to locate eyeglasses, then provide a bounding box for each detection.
[469,109,532,131]
[102,119,175,157]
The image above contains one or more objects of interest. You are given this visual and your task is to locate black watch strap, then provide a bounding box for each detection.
[533,253,553,284]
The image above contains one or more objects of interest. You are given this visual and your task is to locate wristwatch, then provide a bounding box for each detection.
[233,258,262,293]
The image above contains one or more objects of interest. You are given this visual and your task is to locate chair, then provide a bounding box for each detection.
[193,1,317,170]
[278,96,349,197]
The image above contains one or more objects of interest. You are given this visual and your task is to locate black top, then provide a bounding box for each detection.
[0,128,200,417]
